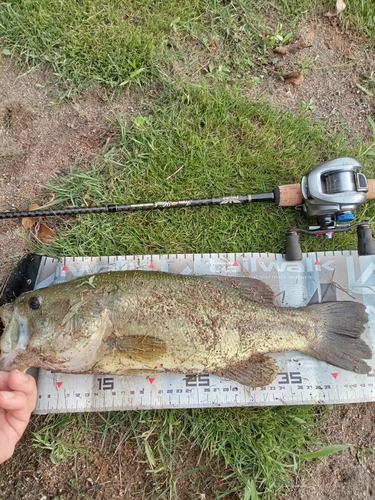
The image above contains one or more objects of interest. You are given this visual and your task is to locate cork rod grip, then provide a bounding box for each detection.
[275,183,303,207]
[366,179,375,200]
[275,178,375,206]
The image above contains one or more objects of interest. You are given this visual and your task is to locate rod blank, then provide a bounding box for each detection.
[0,193,275,220]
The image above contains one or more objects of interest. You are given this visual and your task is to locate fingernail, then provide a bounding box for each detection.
[0,374,4,382]
[0,391,15,399]
[16,370,29,383]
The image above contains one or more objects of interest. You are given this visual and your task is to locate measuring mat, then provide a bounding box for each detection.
[27,251,375,413]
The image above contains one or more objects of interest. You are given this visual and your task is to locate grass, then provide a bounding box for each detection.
[1,0,374,94]
[36,81,375,258]
[0,0,244,91]
[343,0,375,45]
[1,0,375,498]
[0,0,208,90]
[29,405,323,499]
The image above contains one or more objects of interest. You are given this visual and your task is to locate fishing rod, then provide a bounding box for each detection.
[0,184,300,219]
[2,157,375,260]
[3,157,372,218]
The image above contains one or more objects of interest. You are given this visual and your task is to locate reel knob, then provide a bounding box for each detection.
[285,230,302,261]
[357,224,375,256]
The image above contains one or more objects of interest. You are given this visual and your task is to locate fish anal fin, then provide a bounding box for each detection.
[107,335,167,363]
[202,276,275,305]
[215,354,278,388]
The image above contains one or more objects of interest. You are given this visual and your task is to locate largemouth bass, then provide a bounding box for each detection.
[0,271,371,387]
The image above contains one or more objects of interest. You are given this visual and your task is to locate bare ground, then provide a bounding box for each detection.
[0,57,145,284]
[1,14,375,500]
[250,18,375,141]
[278,404,375,500]
[0,413,235,500]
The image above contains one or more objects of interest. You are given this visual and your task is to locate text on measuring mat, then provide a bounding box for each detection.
[38,370,375,400]
[88,372,308,394]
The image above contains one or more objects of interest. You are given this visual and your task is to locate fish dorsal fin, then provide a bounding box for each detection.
[214,354,278,388]
[107,335,167,363]
[202,276,275,305]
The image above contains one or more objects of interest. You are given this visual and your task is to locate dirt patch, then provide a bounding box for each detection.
[250,17,375,140]
[170,16,375,139]
[0,417,232,500]
[280,403,375,500]
[0,55,143,283]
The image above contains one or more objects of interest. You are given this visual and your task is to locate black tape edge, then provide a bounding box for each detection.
[0,253,42,305]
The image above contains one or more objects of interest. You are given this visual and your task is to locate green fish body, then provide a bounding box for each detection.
[0,271,371,388]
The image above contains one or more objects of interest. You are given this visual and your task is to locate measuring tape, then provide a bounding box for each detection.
[32,251,375,414]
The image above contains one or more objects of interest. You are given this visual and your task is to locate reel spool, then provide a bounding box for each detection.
[301,158,368,230]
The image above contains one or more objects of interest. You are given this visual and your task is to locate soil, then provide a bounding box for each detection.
[1,14,375,500]
[250,18,375,141]
[0,413,235,500]
[0,57,145,284]
[279,404,375,500]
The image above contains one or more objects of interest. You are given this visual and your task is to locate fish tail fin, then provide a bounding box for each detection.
[307,301,372,374]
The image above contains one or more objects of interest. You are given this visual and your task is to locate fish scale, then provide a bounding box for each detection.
[12,250,375,414]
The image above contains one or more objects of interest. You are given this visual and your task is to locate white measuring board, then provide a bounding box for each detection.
[33,251,375,414]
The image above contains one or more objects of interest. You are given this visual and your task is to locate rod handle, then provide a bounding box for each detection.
[275,178,375,206]
[366,179,375,200]
[273,184,303,207]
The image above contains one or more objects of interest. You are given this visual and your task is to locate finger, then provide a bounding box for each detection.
[0,390,32,439]
[7,370,37,412]
[0,371,10,391]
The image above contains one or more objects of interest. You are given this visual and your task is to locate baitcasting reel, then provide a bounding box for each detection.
[285,157,375,260]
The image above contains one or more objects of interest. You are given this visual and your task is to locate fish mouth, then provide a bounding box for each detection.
[0,304,28,371]
[0,303,15,354]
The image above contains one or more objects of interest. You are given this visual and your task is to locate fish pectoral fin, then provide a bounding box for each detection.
[108,335,167,363]
[201,276,275,305]
[215,354,278,388]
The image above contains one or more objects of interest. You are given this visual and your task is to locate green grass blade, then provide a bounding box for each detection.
[243,479,259,500]
[300,444,352,460]
[367,115,375,136]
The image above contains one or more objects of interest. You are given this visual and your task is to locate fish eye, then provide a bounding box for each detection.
[28,297,41,310]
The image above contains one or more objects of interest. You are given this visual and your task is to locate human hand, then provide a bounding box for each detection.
[0,370,37,464]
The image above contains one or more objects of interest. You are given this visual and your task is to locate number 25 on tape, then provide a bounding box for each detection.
[184,374,210,387]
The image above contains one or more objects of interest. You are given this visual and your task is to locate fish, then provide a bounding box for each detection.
[0,271,372,388]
